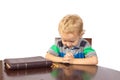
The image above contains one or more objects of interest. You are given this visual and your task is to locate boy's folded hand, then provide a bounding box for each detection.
[62,52,74,63]
[65,52,74,59]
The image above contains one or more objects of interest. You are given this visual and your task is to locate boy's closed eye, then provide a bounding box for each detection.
[69,41,75,43]
[63,40,75,43]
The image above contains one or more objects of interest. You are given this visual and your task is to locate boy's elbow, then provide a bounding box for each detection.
[45,52,54,61]
[94,60,98,65]
[45,52,50,59]
[93,56,98,65]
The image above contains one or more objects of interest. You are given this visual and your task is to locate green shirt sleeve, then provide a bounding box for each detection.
[83,47,95,55]
[50,44,60,55]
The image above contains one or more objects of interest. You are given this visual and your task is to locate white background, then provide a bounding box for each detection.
[0,0,120,71]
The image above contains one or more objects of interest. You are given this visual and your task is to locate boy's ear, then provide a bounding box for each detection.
[80,30,85,36]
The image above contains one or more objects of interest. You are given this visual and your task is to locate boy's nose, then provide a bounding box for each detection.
[66,42,72,47]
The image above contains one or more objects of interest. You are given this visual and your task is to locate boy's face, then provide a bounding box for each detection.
[60,32,81,48]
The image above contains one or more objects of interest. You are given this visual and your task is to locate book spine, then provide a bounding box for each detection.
[7,61,52,70]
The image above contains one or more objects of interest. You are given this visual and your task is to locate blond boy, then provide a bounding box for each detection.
[46,14,98,65]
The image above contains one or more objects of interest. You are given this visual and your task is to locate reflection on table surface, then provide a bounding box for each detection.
[51,63,98,80]
[1,61,120,80]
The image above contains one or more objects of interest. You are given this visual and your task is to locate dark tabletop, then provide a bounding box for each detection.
[0,60,120,80]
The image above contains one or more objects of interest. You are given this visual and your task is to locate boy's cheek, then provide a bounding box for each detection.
[62,42,66,46]
[73,42,79,46]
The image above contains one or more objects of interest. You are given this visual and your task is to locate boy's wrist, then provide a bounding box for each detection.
[57,57,63,63]
[62,57,69,63]
[69,58,75,64]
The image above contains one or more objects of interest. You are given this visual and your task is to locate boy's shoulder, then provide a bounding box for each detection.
[55,38,63,47]
[79,38,87,47]
[80,38,91,47]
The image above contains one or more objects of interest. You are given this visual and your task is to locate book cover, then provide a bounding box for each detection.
[4,56,52,70]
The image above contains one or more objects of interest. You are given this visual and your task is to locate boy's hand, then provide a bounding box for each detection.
[62,57,70,63]
[62,52,74,63]
[65,52,74,59]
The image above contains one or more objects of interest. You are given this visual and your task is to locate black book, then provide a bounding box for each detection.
[4,56,52,70]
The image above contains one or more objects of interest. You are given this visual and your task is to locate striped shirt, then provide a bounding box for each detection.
[47,38,97,58]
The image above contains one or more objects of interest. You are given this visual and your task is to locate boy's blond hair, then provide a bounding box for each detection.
[58,14,83,35]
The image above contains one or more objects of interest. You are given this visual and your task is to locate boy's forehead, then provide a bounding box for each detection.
[61,33,79,40]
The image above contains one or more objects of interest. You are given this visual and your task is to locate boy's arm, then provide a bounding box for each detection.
[46,52,98,65]
[45,52,63,63]
[69,56,98,65]
[46,52,71,63]
[70,39,98,65]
